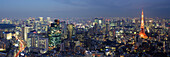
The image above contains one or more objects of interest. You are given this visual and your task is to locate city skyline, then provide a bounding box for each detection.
[0,0,170,18]
[0,0,169,57]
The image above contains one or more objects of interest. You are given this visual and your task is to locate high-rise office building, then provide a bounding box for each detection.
[94,18,103,26]
[168,26,170,51]
[39,17,43,22]
[94,18,98,24]
[106,19,110,35]
[49,19,61,47]
[39,37,48,54]
[106,24,110,35]
[60,21,67,39]
[21,26,32,41]
[27,31,39,48]
[47,17,51,23]
[67,24,73,40]
[99,18,103,25]
[3,32,12,40]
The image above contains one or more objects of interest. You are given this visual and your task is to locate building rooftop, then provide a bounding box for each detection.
[0,24,15,29]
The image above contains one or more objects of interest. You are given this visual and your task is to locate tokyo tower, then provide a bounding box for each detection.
[139,9,148,39]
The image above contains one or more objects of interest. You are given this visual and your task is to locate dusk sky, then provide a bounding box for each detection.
[0,0,170,18]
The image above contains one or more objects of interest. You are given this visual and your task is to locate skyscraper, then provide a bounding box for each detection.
[27,30,39,48]
[67,24,73,40]
[139,9,148,39]
[94,18,103,26]
[39,37,48,54]
[3,32,12,40]
[60,21,67,39]
[47,17,51,23]
[21,26,32,41]
[39,17,43,22]
[49,19,61,47]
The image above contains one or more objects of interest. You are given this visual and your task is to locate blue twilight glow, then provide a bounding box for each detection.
[0,0,170,17]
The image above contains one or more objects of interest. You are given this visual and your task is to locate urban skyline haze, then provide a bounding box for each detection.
[0,0,170,18]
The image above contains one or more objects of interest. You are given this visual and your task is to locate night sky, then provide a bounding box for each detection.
[0,0,170,18]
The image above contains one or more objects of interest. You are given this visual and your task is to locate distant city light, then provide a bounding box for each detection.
[15,44,19,47]
[21,53,24,56]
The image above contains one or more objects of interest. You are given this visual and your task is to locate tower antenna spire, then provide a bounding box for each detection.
[139,9,148,39]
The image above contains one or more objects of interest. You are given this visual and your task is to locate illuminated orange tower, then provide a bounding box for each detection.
[139,9,148,39]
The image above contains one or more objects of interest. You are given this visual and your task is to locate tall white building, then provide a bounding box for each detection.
[22,26,32,42]
[39,37,48,54]
[4,32,12,40]
[47,17,51,23]
[27,31,39,48]
[39,17,43,22]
